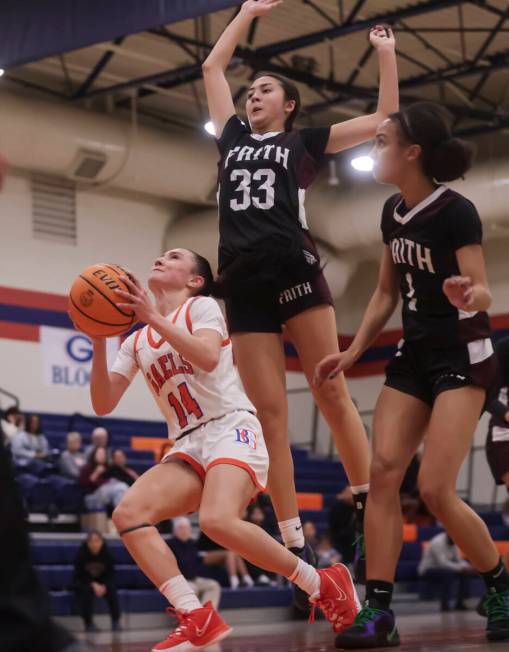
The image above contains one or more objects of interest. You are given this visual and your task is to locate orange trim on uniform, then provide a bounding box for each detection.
[221,337,231,347]
[184,297,199,334]
[207,457,266,493]
[146,301,189,348]
[166,451,206,482]
[132,327,144,364]
[171,301,187,325]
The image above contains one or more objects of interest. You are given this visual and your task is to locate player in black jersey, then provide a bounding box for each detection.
[202,0,398,599]
[315,102,509,647]
[485,336,509,569]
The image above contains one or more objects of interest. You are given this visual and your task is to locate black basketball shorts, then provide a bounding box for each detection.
[385,338,497,406]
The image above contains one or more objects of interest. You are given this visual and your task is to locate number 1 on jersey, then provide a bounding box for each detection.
[168,382,204,429]
[405,272,417,312]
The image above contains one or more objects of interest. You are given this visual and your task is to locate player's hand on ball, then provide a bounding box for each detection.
[115,274,156,325]
[242,0,284,18]
[313,351,356,387]
[443,275,474,310]
[369,25,396,51]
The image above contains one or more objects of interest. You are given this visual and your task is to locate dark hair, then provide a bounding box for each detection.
[253,72,301,131]
[88,445,107,468]
[190,251,214,296]
[389,102,475,182]
[26,414,42,434]
[4,406,21,419]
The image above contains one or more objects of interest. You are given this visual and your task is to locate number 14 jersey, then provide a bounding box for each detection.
[381,185,491,347]
[111,296,255,439]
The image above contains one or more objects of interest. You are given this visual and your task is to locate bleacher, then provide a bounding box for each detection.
[20,412,509,617]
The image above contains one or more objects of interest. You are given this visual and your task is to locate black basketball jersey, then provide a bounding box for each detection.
[381,186,491,347]
[215,115,330,271]
[487,337,509,432]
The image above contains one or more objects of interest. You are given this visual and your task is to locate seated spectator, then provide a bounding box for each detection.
[244,506,277,585]
[1,405,23,445]
[84,427,111,461]
[106,449,139,486]
[316,534,341,569]
[79,447,129,512]
[303,521,319,551]
[328,486,356,564]
[197,531,254,589]
[418,532,474,611]
[72,530,121,632]
[168,517,221,609]
[59,431,87,480]
[11,413,50,474]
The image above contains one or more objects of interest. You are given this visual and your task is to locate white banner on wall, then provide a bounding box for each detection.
[40,327,120,388]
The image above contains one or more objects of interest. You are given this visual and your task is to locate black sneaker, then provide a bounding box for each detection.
[485,589,509,641]
[353,533,366,584]
[289,542,317,612]
[335,605,400,649]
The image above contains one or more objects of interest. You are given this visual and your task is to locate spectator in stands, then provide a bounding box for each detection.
[328,486,356,564]
[11,413,50,474]
[1,405,24,445]
[106,449,139,486]
[303,521,319,549]
[168,517,221,608]
[197,531,254,589]
[244,506,277,585]
[316,534,341,569]
[418,532,474,611]
[84,428,111,461]
[59,432,87,480]
[72,530,121,632]
[79,447,129,512]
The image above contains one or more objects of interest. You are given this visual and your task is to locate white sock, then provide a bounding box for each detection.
[288,558,320,600]
[230,575,240,589]
[159,575,201,612]
[242,574,254,587]
[278,517,305,550]
[351,484,370,495]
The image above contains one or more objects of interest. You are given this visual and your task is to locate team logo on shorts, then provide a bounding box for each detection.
[235,428,257,450]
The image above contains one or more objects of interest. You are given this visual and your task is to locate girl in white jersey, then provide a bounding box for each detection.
[88,248,359,652]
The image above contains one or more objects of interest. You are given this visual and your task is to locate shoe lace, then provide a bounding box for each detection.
[353,606,384,626]
[485,592,509,622]
[353,533,366,559]
[308,597,345,631]
[166,608,192,638]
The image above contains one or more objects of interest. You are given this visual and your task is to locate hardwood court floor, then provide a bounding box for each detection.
[86,611,509,652]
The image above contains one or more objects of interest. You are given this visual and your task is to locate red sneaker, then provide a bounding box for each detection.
[152,601,232,651]
[309,563,361,634]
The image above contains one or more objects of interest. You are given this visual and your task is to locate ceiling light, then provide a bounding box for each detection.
[0,69,5,77]
[351,156,374,172]
[204,121,216,136]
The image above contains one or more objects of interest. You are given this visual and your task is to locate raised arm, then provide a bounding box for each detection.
[116,277,222,374]
[202,0,283,138]
[325,26,399,154]
[314,246,399,386]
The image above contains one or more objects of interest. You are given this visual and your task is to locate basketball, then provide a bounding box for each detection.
[68,263,136,337]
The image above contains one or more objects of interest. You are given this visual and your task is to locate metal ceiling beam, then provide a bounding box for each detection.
[73,37,125,99]
[255,0,467,59]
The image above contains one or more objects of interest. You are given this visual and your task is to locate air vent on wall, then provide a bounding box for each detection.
[67,149,108,180]
[31,173,77,245]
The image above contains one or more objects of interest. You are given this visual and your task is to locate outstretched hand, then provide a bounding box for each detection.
[369,24,396,52]
[442,275,474,311]
[241,0,284,18]
[313,350,357,387]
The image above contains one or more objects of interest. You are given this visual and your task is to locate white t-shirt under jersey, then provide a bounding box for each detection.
[111,296,255,439]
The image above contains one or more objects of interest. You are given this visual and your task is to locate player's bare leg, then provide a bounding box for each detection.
[365,387,430,582]
[419,387,499,571]
[112,459,202,586]
[199,464,360,632]
[286,305,371,488]
[231,334,299,523]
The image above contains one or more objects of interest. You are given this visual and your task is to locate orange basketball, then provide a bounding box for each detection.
[68,263,136,337]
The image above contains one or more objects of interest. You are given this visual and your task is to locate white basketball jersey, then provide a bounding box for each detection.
[111,296,255,438]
